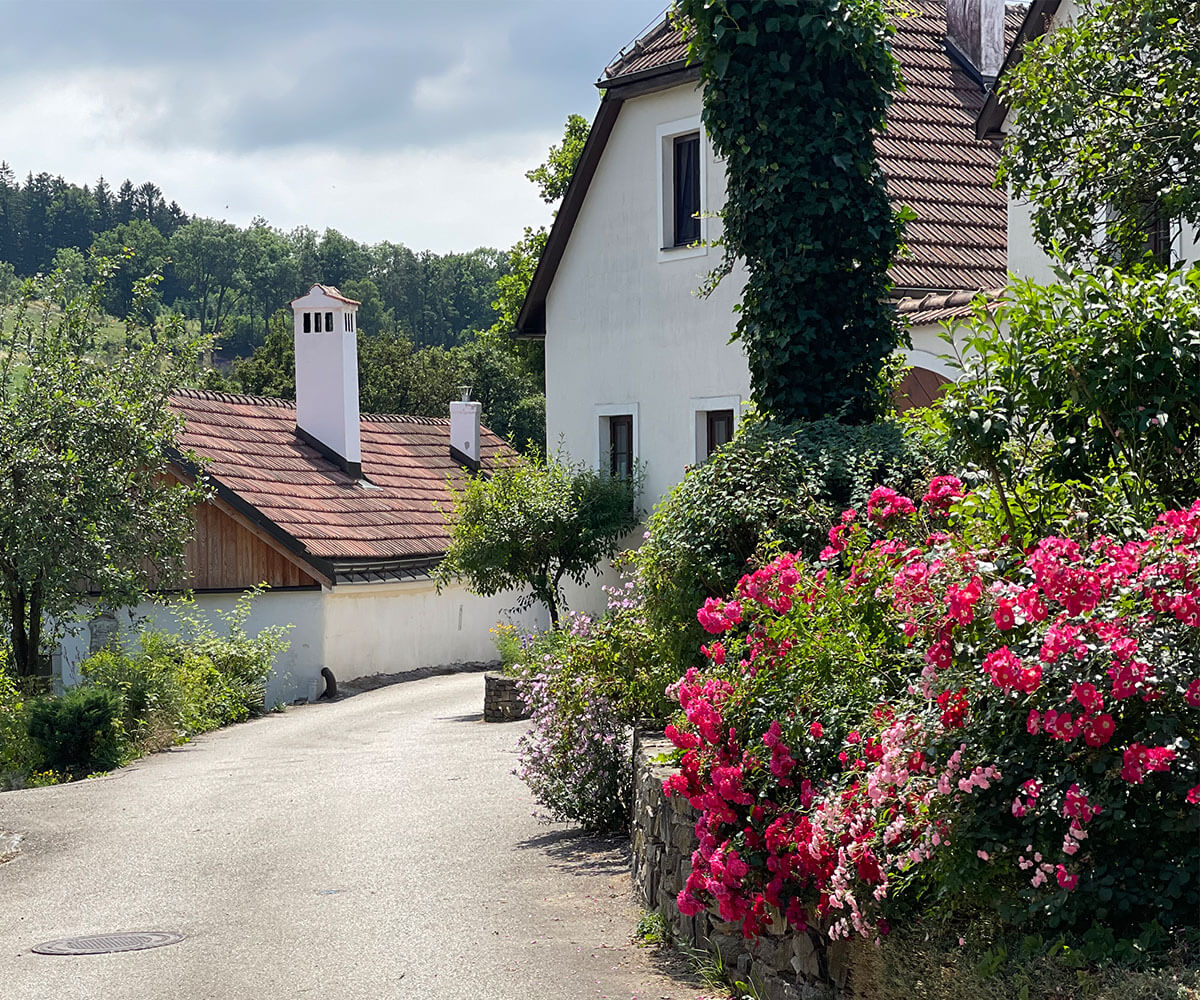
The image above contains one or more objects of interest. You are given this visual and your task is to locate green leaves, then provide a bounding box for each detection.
[437,453,641,626]
[676,0,904,423]
[0,266,209,676]
[1000,0,1200,267]
[938,266,1200,535]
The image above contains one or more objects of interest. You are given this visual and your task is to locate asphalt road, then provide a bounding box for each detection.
[0,672,707,1000]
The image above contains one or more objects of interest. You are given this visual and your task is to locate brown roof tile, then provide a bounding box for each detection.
[169,388,513,566]
[894,286,1004,324]
[602,1,1022,295]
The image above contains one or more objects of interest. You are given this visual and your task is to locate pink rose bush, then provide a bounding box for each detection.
[664,482,1200,940]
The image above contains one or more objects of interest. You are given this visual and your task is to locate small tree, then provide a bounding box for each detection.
[0,264,209,677]
[437,454,640,627]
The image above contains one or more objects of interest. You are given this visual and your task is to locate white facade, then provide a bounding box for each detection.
[545,84,954,517]
[61,582,545,706]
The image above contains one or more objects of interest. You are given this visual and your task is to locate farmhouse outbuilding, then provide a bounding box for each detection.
[61,284,542,703]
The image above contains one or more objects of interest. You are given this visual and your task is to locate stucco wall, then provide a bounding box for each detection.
[545,83,989,535]
[60,580,546,705]
[59,590,330,705]
[322,579,545,681]
[545,85,750,511]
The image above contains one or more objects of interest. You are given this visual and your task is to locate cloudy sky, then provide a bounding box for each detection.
[1,0,669,253]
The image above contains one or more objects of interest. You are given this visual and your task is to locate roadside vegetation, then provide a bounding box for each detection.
[0,269,290,788]
[441,2,1200,997]
[1,592,289,789]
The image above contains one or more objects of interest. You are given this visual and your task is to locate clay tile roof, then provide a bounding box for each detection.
[603,13,689,82]
[602,1,1026,295]
[894,286,1005,324]
[168,387,512,566]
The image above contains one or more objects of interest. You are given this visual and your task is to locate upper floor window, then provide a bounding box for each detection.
[672,133,701,247]
[657,116,707,260]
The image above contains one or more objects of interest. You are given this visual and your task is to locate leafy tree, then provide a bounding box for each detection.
[676,0,905,423]
[937,266,1200,536]
[90,220,169,321]
[0,266,209,678]
[437,454,640,627]
[999,0,1200,268]
[525,113,590,203]
[239,220,300,340]
[170,218,243,337]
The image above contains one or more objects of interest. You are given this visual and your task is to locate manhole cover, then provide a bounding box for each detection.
[32,931,184,955]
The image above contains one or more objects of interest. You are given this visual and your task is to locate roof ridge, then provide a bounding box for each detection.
[361,413,451,425]
[171,386,294,408]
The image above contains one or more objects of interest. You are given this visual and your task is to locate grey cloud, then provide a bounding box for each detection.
[5,0,667,154]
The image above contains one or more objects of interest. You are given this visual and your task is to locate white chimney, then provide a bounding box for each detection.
[289,283,362,477]
[450,386,482,472]
[947,0,1004,84]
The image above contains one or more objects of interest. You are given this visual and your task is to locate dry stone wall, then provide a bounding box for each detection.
[631,733,854,1000]
[483,671,527,722]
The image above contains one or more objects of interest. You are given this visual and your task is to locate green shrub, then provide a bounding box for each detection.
[79,587,290,752]
[514,576,680,831]
[27,686,124,777]
[634,415,935,665]
[938,266,1200,533]
[0,662,45,787]
[82,643,179,752]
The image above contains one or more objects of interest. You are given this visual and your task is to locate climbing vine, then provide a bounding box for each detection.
[676,0,905,423]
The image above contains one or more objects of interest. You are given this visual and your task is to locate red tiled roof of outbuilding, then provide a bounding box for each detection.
[167,388,512,569]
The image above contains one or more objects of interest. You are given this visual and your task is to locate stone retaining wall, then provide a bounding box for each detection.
[483,671,528,722]
[631,733,853,1000]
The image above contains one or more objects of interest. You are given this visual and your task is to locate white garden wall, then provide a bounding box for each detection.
[322,579,545,681]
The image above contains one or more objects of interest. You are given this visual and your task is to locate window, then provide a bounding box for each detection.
[596,404,639,481]
[325,311,334,332]
[657,116,707,260]
[705,409,734,457]
[1145,207,1172,267]
[303,312,311,333]
[672,134,701,247]
[609,415,634,479]
[691,396,741,464]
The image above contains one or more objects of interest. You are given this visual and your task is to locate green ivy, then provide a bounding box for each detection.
[676,0,905,423]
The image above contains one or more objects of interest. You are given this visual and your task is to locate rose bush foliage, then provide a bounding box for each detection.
[664,479,1199,942]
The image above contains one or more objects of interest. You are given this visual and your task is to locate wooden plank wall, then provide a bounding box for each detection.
[181,501,318,591]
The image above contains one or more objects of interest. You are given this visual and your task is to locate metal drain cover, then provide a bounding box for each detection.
[32,931,184,955]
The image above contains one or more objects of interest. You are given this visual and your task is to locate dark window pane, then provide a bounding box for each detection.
[609,415,634,479]
[325,311,334,332]
[673,134,701,246]
[706,409,734,457]
[303,311,311,333]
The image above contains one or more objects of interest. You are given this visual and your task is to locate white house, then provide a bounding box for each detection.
[60,284,544,704]
[515,1,1022,609]
[974,0,1199,279]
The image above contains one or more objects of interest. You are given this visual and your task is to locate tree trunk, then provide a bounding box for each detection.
[8,585,30,677]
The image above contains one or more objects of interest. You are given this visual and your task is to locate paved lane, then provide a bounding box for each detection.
[0,672,705,1000]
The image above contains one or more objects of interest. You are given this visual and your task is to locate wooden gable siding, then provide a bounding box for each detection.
[182,500,319,591]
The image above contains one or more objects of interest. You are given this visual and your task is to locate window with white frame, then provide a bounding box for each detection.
[690,395,741,464]
[596,404,639,480]
[657,116,707,260]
